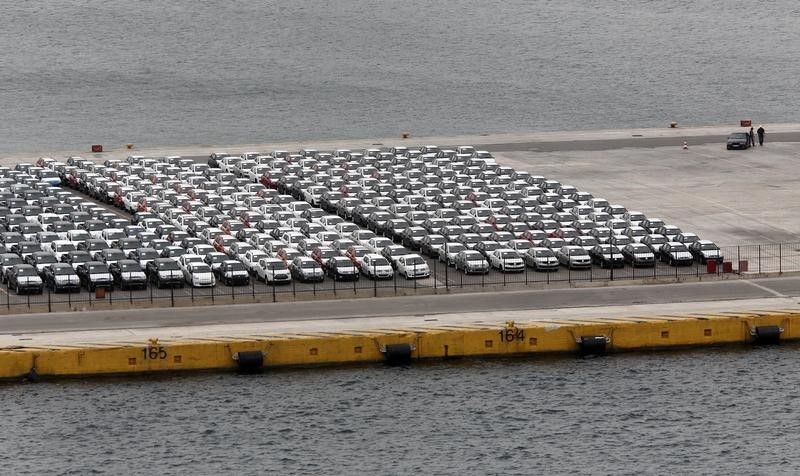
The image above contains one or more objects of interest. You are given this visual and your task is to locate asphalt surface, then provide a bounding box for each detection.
[1,276,798,334]
[473,131,800,152]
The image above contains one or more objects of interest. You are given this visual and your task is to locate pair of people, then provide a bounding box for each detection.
[748,126,766,147]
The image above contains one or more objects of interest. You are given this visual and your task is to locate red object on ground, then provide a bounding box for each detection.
[91,145,103,152]
[740,120,752,127]
[738,260,749,273]
[706,260,717,274]
[722,262,733,273]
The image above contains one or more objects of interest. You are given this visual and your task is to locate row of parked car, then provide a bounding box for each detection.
[1,142,725,296]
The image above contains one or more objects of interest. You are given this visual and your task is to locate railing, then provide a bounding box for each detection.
[1,242,798,315]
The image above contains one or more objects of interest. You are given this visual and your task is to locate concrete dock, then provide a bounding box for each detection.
[1,124,799,379]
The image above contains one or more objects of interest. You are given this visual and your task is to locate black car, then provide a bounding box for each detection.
[95,248,127,267]
[25,251,59,276]
[621,243,656,267]
[6,264,44,294]
[109,260,148,290]
[76,261,114,291]
[0,252,24,283]
[325,256,360,281]
[399,226,426,250]
[214,260,250,286]
[42,263,81,293]
[726,132,751,150]
[146,258,185,288]
[589,244,625,268]
[61,250,93,271]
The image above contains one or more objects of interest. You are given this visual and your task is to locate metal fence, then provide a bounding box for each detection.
[2,242,798,315]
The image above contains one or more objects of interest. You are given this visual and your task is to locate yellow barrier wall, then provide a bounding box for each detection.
[1,310,797,380]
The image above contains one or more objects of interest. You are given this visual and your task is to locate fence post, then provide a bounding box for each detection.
[779,244,782,274]
[525,263,528,285]
[171,287,175,307]
[292,278,296,298]
[272,281,276,302]
[251,278,255,298]
[191,285,194,302]
[231,282,235,301]
[503,258,507,286]
[48,289,51,313]
[333,274,336,295]
[27,294,30,309]
[737,246,741,272]
[413,263,417,291]
[150,284,153,304]
[212,283,215,303]
[433,259,438,290]
[756,245,763,274]
[129,287,133,305]
[373,263,377,297]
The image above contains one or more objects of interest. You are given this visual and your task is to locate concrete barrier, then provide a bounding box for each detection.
[1,310,796,381]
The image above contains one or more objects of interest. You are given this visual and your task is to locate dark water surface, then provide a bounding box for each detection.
[2,1,799,153]
[2,345,799,475]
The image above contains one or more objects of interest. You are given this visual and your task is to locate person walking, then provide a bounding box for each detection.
[757,125,765,146]
[749,127,756,149]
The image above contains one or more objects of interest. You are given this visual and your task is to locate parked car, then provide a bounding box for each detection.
[290,256,324,283]
[454,250,490,275]
[726,132,750,150]
[325,256,360,281]
[555,246,592,269]
[182,262,216,287]
[396,254,430,279]
[360,254,394,280]
[589,244,624,268]
[689,240,723,264]
[146,258,185,288]
[108,260,148,290]
[76,261,114,291]
[522,247,559,271]
[0,253,24,283]
[42,263,81,293]
[487,249,525,273]
[659,242,694,266]
[6,264,44,294]
[256,257,292,284]
[621,243,656,267]
[214,260,250,286]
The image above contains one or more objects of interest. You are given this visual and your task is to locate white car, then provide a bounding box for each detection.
[396,254,430,279]
[365,236,393,254]
[241,250,269,275]
[256,257,292,284]
[488,249,525,272]
[49,240,77,262]
[183,262,216,287]
[360,254,394,279]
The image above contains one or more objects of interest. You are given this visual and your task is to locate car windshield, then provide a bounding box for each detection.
[159,261,180,271]
[266,262,288,271]
[17,267,37,277]
[700,244,719,251]
[54,266,74,275]
[226,262,246,272]
[534,250,555,257]
[405,257,425,265]
[630,245,649,253]
[88,264,109,273]
[190,264,211,273]
[121,263,142,272]
[69,252,91,262]
[138,250,159,260]
[500,251,518,259]
[730,133,747,139]
[36,255,57,263]
[2,256,22,265]
[569,249,588,256]
[671,245,688,252]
